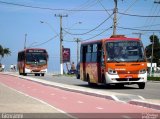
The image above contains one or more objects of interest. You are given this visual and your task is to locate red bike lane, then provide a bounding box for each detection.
[0,74,159,119]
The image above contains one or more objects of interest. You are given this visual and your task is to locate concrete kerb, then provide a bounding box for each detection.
[129,100,160,110]
[2,72,160,111]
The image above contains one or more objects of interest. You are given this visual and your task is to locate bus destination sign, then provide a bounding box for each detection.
[27,49,45,53]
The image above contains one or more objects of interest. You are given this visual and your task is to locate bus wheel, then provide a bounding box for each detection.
[87,75,96,87]
[41,73,45,76]
[138,83,145,89]
[19,71,22,75]
[23,73,27,76]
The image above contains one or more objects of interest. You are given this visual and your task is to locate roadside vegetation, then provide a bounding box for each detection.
[147,76,160,81]
[0,44,11,63]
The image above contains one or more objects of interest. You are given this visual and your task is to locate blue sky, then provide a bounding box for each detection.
[0,0,160,72]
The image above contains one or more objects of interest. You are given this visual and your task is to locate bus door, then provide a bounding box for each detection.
[81,45,87,81]
[91,43,102,84]
[97,43,103,83]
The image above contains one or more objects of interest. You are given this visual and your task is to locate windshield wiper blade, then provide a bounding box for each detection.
[113,58,120,63]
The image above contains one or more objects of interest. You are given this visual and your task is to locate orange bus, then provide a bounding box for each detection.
[80,35,147,89]
[18,48,48,76]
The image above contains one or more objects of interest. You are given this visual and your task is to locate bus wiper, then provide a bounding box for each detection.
[113,58,120,63]
[136,57,143,62]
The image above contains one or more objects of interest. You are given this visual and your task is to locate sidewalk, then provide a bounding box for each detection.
[0,83,72,118]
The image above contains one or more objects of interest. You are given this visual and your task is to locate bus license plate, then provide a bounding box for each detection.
[126,76,132,78]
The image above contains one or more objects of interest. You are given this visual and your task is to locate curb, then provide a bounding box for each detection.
[2,72,160,111]
[129,100,160,110]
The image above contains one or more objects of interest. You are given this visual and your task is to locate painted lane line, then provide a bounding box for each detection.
[50,93,55,96]
[77,101,84,104]
[96,107,104,110]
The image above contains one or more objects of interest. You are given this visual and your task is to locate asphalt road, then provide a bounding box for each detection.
[28,74,160,100]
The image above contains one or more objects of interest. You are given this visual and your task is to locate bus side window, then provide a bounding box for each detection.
[86,45,92,62]
[92,44,97,62]
[101,50,105,66]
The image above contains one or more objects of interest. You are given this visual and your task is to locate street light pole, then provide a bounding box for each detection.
[24,34,27,49]
[150,32,155,76]
[113,0,118,35]
[75,38,81,65]
[40,21,59,35]
[55,14,68,75]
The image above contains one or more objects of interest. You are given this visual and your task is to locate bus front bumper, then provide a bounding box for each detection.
[25,68,47,74]
[105,72,147,84]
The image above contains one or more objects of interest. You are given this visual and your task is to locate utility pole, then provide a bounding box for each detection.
[24,34,27,49]
[113,0,118,35]
[132,32,144,40]
[75,38,81,65]
[55,14,68,75]
[150,32,155,76]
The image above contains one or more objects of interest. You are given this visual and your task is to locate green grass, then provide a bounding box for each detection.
[147,76,160,81]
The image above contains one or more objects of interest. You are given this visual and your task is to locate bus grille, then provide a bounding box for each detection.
[115,78,140,81]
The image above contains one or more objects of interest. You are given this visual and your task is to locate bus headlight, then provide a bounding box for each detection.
[108,68,117,75]
[139,69,146,74]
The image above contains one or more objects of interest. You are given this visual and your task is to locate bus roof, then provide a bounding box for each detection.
[81,35,140,45]
[18,48,47,53]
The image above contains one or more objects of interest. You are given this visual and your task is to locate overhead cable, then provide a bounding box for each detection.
[118,12,160,17]
[32,35,59,47]
[0,1,112,12]
[82,26,112,41]
[63,13,113,35]
[117,26,160,31]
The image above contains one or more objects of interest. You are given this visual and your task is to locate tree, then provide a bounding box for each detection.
[0,45,11,63]
[145,35,160,66]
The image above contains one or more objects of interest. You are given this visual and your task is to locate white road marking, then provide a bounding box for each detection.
[77,101,84,104]
[50,93,55,96]
[96,107,103,110]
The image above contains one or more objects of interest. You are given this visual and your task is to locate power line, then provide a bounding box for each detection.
[32,35,59,47]
[63,13,113,35]
[0,1,112,12]
[98,0,112,16]
[117,26,160,32]
[83,26,112,41]
[118,12,160,17]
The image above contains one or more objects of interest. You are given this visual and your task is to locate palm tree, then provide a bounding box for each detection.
[0,45,11,63]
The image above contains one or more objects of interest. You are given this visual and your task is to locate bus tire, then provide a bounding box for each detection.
[41,73,45,76]
[23,73,27,76]
[87,74,96,87]
[138,83,145,89]
[76,73,80,79]
[19,71,22,75]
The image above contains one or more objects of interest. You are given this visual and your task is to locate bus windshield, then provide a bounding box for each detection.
[106,41,145,62]
[26,53,47,65]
